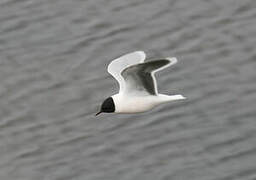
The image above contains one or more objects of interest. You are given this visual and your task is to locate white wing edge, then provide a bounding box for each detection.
[152,57,177,73]
[159,57,186,100]
[151,57,178,94]
[107,50,145,67]
[165,57,178,67]
[134,51,146,63]
[107,51,146,92]
[107,51,146,74]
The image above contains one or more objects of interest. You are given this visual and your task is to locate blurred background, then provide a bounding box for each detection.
[0,0,256,179]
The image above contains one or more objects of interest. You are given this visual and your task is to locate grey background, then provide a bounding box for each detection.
[0,0,256,179]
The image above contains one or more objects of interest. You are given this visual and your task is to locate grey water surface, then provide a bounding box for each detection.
[0,0,256,179]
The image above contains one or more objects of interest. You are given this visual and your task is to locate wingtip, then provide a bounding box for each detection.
[136,50,146,57]
[166,57,178,65]
[135,51,146,63]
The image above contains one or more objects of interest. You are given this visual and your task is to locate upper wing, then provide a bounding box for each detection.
[107,51,146,92]
[121,57,177,95]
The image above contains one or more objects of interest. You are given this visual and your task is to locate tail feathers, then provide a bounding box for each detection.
[168,94,186,101]
[159,94,186,102]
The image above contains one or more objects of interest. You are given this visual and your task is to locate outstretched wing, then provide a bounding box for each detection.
[121,57,177,95]
[108,51,146,92]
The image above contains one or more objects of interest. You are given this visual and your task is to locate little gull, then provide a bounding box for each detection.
[96,51,186,115]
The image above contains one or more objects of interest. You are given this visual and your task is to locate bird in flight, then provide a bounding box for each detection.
[96,51,186,115]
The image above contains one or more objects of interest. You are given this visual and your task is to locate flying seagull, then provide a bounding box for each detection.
[96,51,186,115]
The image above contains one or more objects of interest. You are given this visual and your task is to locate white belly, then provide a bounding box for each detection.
[112,93,185,113]
[112,94,162,113]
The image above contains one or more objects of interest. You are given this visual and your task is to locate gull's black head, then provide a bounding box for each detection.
[96,97,115,116]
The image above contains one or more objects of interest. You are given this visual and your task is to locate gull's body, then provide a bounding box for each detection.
[96,51,186,115]
[112,94,184,113]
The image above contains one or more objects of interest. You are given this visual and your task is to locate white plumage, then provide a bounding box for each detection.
[96,51,186,115]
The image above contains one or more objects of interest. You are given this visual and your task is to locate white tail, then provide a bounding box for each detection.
[158,94,186,102]
[169,94,186,101]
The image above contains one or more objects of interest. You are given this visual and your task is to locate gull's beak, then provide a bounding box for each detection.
[95,111,102,116]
